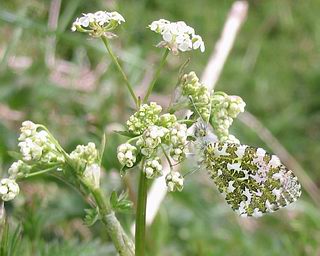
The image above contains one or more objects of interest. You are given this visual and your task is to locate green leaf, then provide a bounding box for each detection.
[110,191,133,213]
[84,208,100,227]
[7,151,22,161]
[113,130,137,138]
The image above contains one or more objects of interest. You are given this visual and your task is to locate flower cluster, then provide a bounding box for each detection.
[8,160,31,179]
[149,19,205,54]
[0,178,20,201]
[144,157,163,179]
[179,72,211,122]
[70,142,101,188]
[118,103,188,191]
[210,92,246,142]
[137,125,168,157]
[18,121,64,164]
[71,11,125,37]
[165,172,184,192]
[117,143,137,168]
[70,142,99,167]
[168,123,188,162]
[127,102,162,135]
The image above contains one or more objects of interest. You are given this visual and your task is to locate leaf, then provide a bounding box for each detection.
[110,191,133,213]
[202,143,301,217]
[84,208,100,226]
[113,130,137,138]
[7,151,22,161]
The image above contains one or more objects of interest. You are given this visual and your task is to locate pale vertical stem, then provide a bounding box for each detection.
[45,0,61,67]
[201,1,248,88]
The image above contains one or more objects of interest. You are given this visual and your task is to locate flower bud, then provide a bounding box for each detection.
[127,102,162,135]
[83,164,101,189]
[0,179,19,201]
[8,160,31,179]
[144,157,163,179]
[165,172,184,192]
[117,143,137,168]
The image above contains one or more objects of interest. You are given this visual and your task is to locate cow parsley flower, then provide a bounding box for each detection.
[137,125,168,157]
[168,123,188,162]
[71,11,125,37]
[8,160,31,179]
[18,121,65,164]
[210,92,246,142]
[117,143,137,168]
[179,71,211,122]
[127,102,163,135]
[0,178,20,201]
[149,19,205,54]
[165,171,184,192]
[144,157,163,179]
[70,142,99,167]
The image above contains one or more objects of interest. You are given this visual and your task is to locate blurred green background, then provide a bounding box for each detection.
[1,0,320,255]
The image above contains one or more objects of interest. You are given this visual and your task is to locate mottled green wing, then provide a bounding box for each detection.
[202,143,301,217]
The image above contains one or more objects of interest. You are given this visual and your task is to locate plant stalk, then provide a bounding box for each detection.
[101,36,138,107]
[135,167,148,256]
[91,187,135,256]
[143,49,169,103]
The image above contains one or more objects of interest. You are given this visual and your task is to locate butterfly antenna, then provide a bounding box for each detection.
[183,166,201,178]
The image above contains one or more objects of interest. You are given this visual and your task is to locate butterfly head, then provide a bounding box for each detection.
[194,121,217,145]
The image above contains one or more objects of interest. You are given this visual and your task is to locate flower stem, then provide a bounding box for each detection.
[143,49,169,103]
[101,36,138,107]
[23,166,60,179]
[135,164,148,256]
[89,186,135,256]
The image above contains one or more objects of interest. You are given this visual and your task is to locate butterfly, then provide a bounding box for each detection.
[194,122,302,217]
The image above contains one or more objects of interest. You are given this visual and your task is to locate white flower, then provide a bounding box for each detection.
[0,178,19,201]
[137,125,168,157]
[19,120,38,141]
[117,143,137,168]
[144,157,163,179]
[71,11,125,37]
[70,142,98,167]
[165,172,184,192]
[18,121,64,164]
[109,11,125,24]
[8,160,31,179]
[149,19,205,54]
[168,123,188,162]
[83,164,101,189]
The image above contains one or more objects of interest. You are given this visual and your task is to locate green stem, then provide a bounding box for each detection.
[22,166,60,180]
[143,49,169,103]
[135,163,148,256]
[89,186,135,256]
[101,36,138,107]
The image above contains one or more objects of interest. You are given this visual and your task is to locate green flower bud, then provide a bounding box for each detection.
[127,102,162,135]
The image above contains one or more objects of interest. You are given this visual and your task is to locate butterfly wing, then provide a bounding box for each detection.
[202,143,301,217]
